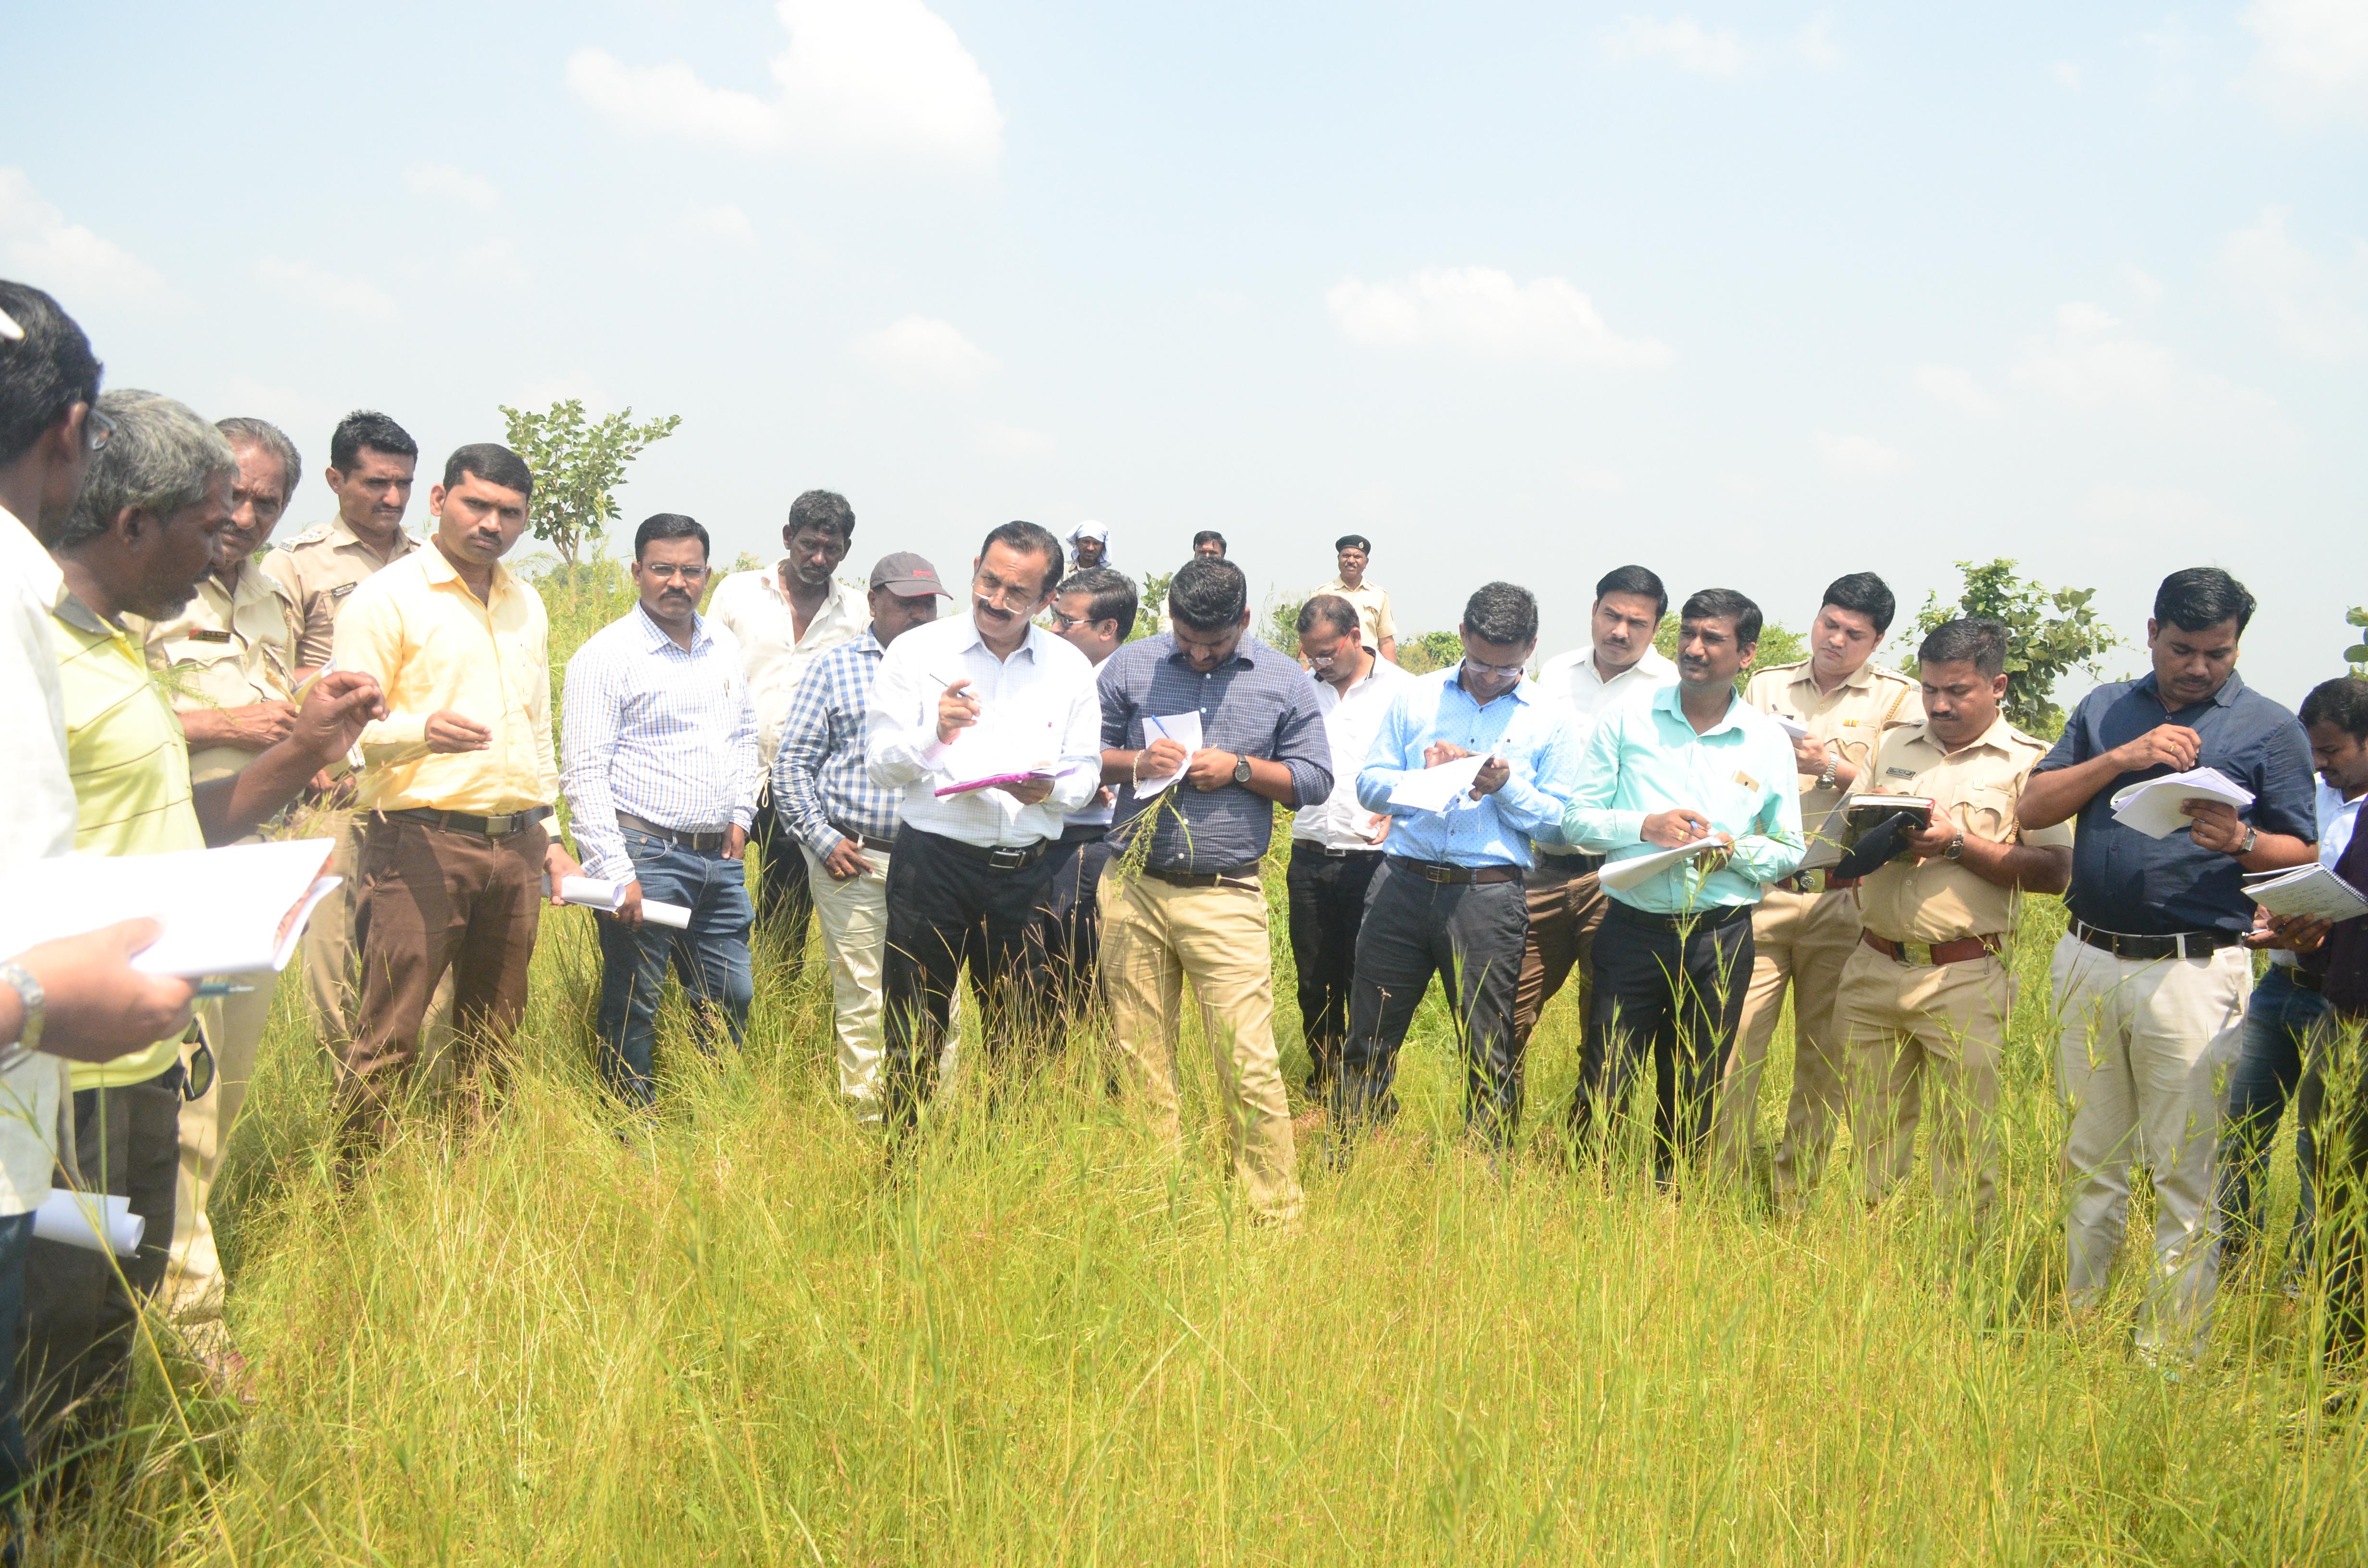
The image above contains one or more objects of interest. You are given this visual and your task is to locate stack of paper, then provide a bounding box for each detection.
[2109,766,2254,840]
[1130,712,1203,798]
[1387,754,1488,815]
[2244,864,2368,923]
[1771,714,1810,742]
[560,877,693,930]
[1600,837,1724,894]
[0,839,339,977]
[32,1190,142,1257]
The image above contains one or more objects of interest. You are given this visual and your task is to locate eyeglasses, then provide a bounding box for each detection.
[1462,653,1527,678]
[1047,608,1104,632]
[974,574,1045,611]
[639,562,709,582]
[84,405,114,453]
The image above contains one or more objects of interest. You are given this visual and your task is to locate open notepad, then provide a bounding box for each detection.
[0,839,339,977]
[1128,712,1203,799]
[2244,863,2368,924]
[2109,766,2254,840]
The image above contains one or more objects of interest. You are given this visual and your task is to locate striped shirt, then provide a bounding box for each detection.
[774,628,903,854]
[561,605,759,883]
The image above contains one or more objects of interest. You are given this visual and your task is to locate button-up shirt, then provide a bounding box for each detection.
[1101,633,1332,872]
[262,514,421,669]
[1854,716,2072,944]
[127,561,302,784]
[2035,670,2316,937]
[1357,668,1579,870]
[1298,654,1414,851]
[560,605,759,883]
[774,628,903,856]
[333,544,558,815]
[1564,683,1807,913]
[1530,643,1676,854]
[707,563,864,770]
[1313,574,1396,650]
[866,612,1103,848]
[1743,656,1924,871]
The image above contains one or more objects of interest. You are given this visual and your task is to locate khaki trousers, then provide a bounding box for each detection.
[1714,884,1861,1193]
[2051,933,2248,1357]
[162,975,274,1333]
[802,843,958,1115]
[304,808,455,1080]
[1098,868,1302,1223]
[1834,943,2013,1211]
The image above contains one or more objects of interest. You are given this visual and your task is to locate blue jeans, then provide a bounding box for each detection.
[593,829,755,1106]
[2215,964,2330,1271]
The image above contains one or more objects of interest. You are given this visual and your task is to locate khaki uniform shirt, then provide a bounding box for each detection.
[1744,657,1924,870]
[262,515,422,670]
[1314,575,1396,649]
[126,561,300,784]
[1854,716,2073,944]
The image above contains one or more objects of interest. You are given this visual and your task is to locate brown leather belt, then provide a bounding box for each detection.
[1394,858,1521,886]
[383,805,552,839]
[829,822,898,855]
[1143,864,1262,888]
[1862,930,2005,967]
[618,811,730,853]
[1781,869,1861,894]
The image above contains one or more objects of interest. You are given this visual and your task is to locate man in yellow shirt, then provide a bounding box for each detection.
[28,388,382,1451]
[333,443,580,1157]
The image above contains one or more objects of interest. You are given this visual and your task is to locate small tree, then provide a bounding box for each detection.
[1397,630,1464,674]
[2343,606,2368,679]
[1904,558,2120,738]
[1264,592,1308,660]
[1129,569,1173,643]
[496,399,682,567]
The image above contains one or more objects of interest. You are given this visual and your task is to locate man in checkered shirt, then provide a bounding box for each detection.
[774,552,954,1116]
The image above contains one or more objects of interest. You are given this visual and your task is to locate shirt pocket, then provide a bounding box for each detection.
[1959,783,2016,843]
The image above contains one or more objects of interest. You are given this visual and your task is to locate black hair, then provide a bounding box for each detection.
[0,281,102,468]
[977,519,1064,597]
[2154,567,2256,635]
[1594,564,1667,620]
[788,488,855,543]
[1169,557,1248,631]
[328,409,417,471]
[1917,617,2008,680]
[1057,565,1138,635]
[1334,533,1372,554]
[1297,593,1360,638]
[1822,571,1897,634]
[2300,677,2368,739]
[1680,588,1762,647]
[443,442,534,498]
[635,512,709,559]
[1462,581,1539,647]
[1191,530,1227,553]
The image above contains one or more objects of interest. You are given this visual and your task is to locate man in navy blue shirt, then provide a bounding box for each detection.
[2021,567,2315,1359]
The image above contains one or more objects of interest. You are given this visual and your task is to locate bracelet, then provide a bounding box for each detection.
[1131,751,1144,785]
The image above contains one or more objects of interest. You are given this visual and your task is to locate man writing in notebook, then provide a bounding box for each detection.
[2020,567,2314,1360]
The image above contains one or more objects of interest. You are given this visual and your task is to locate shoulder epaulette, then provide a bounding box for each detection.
[283,523,333,548]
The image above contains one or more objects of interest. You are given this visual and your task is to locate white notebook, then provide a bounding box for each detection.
[0,839,339,978]
[2109,766,2254,840]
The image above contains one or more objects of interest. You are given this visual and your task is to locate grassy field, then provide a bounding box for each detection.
[35,565,2368,1564]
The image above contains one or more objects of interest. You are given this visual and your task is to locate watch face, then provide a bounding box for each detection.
[1233,755,1252,784]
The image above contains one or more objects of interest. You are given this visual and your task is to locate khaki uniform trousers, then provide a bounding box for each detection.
[304,808,453,1078]
[801,842,959,1117]
[161,975,274,1336]
[1833,943,2013,1212]
[1098,867,1302,1223]
[1715,884,1861,1192]
[2051,934,2248,1358]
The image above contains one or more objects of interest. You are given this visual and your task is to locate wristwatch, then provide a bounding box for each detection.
[2239,826,2259,857]
[1232,753,1254,786]
[1816,747,1839,791]
[1944,830,1966,861]
[0,959,44,1056]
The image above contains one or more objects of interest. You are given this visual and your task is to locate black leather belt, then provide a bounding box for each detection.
[2288,966,2325,993]
[830,822,898,855]
[1607,899,1753,933]
[1533,850,1606,873]
[1394,858,1522,886]
[929,833,1051,871]
[1293,840,1382,861]
[382,805,552,839]
[618,811,730,853]
[2072,921,2241,961]
[1144,863,1262,887]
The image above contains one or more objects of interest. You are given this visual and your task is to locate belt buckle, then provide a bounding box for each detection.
[1796,869,1827,895]
[1900,940,1934,967]
[1322,845,1351,858]
[988,845,1028,870]
[1420,861,1454,883]
[483,812,520,837]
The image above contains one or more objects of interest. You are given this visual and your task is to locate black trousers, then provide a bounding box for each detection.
[881,825,1060,1127]
[752,797,814,967]
[1285,843,1384,1088]
[1335,859,1531,1145]
[1035,825,1115,1017]
[2325,1017,2368,1362]
[1573,900,1754,1178]
[19,1064,182,1459]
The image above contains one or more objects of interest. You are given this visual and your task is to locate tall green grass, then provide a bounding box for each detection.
[30,564,2366,1563]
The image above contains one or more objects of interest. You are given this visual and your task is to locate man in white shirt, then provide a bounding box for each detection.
[1511,565,1677,1061]
[865,521,1103,1133]
[1285,594,1409,1093]
[1038,565,1137,1014]
[705,489,864,957]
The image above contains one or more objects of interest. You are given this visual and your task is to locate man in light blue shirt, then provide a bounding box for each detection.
[1335,582,1579,1146]
[1561,588,1804,1177]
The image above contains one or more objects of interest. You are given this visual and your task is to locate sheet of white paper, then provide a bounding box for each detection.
[1599,838,1720,894]
[1771,714,1810,742]
[2245,864,2368,923]
[1132,711,1203,798]
[2109,766,2256,840]
[1388,754,1489,815]
[559,877,693,930]
[933,671,1065,796]
[0,840,338,978]
[31,1190,142,1258]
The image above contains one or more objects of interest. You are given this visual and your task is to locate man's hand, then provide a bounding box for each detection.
[181,701,297,753]
[1789,731,1831,778]
[1137,737,1189,781]
[10,919,197,1064]
[1469,755,1510,798]
[1184,749,1237,791]
[936,679,982,745]
[2181,798,2251,855]
[2107,724,2202,775]
[288,671,385,765]
[1696,836,1738,876]
[993,776,1056,806]
[722,824,748,861]
[1904,803,1964,861]
[2255,909,2334,952]
[607,879,646,929]
[545,841,584,906]
[425,710,493,754]
[1641,808,1715,848]
[1423,741,1474,769]
[822,838,874,880]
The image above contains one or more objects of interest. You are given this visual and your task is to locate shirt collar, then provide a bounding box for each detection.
[1654,680,1745,734]
[633,602,712,653]
[417,539,513,603]
[2133,667,2246,710]
[1162,634,1255,672]
[956,611,1040,663]
[1910,711,2016,756]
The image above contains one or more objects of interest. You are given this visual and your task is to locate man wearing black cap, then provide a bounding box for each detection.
[1315,534,1397,665]
[776,552,955,1118]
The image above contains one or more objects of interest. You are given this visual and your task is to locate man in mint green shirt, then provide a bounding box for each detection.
[1561,588,1803,1177]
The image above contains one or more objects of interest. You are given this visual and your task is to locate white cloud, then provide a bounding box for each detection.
[404,162,498,210]
[2053,61,2082,89]
[568,0,1004,170]
[451,239,530,288]
[0,167,167,305]
[2219,205,2368,359]
[974,419,1054,460]
[2057,300,2120,334]
[255,256,394,318]
[1813,430,1908,478]
[1602,16,1747,77]
[1911,363,1998,416]
[2242,0,2368,120]
[2087,482,2222,530]
[1326,266,1673,368]
[855,315,996,388]
[2121,264,2168,306]
[692,204,757,244]
[2010,305,2289,440]
[1796,12,1840,69]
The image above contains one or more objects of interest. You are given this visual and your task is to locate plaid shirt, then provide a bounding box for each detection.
[775,628,902,854]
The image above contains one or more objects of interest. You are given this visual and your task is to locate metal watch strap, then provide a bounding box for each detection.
[2240,826,2259,857]
[1944,830,1966,861]
[0,959,44,1056]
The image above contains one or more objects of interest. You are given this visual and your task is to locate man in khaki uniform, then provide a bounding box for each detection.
[1715,572,1922,1197]
[1836,617,2071,1211]
[1313,534,1398,665]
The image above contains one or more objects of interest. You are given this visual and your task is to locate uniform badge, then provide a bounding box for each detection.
[1732,770,1759,793]
[331,582,356,599]
[186,627,232,643]
[1886,766,1916,778]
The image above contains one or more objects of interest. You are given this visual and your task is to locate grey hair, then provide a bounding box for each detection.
[52,389,236,548]
[216,415,302,497]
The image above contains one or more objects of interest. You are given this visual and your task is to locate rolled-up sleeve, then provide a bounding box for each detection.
[2250,715,2319,844]
[1269,677,1332,809]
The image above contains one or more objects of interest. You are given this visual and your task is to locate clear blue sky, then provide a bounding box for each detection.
[7,1,2362,703]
